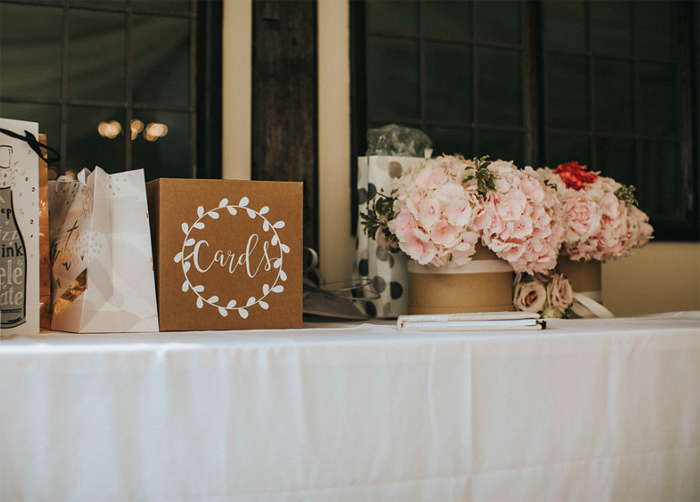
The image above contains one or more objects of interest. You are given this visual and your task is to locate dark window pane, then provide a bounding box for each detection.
[69,10,126,102]
[595,136,635,186]
[636,1,676,61]
[591,1,632,56]
[477,130,523,166]
[366,0,417,36]
[547,54,589,131]
[132,111,190,180]
[425,42,472,123]
[477,47,522,127]
[543,0,586,52]
[0,4,62,99]
[474,1,521,46]
[422,1,471,42]
[639,63,678,138]
[547,133,590,168]
[367,36,420,121]
[594,58,634,134]
[0,102,61,169]
[69,1,126,9]
[67,106,125,175]
[426,127,472,158]
[639,140,681,218]
[133,15,190,106]
[132,0,191,15]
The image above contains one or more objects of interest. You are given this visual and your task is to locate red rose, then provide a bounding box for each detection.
[554,161,598,190]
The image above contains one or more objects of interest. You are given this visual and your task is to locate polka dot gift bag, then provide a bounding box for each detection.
[48,167,159,333]
[353,125,433,319]
[353,155,429,318]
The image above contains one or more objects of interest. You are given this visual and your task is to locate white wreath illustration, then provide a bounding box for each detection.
[174,197,289,319]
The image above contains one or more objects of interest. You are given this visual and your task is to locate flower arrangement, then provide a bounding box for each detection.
[536,161,653,262]
[361,155,653,319]
[476,161,564,273]
[362,155,564,274]
[386,155,483,267]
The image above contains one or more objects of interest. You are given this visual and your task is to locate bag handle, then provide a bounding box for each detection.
[0,127,61,164]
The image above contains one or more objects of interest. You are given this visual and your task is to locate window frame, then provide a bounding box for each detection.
[0,0,222,179]
[350,0,699,241]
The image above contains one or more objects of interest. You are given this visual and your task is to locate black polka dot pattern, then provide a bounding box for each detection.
[372,276,386,293]
[358,259,369,277]
[352,156,426,318]
[367,183,377,201]
[390,282,404,300]
[388,161,403,179]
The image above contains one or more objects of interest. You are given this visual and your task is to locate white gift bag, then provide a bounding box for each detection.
[1,118,41,337]
[49,166,159,333]
[353,156,425,318]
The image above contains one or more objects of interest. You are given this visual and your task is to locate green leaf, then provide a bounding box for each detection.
[543,179,558,191]
[615,184,638,206]
[469,155,497,195]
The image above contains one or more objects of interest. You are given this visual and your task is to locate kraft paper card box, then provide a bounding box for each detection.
[147,179,303,331]
[1,118,40,337]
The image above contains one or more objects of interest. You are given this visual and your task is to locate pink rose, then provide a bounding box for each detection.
[513,280,547,313]
[547,273,573,311]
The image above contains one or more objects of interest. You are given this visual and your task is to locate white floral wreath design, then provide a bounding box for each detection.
[174,197,289,319]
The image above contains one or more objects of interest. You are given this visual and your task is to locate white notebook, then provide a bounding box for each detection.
[397,312,545,331]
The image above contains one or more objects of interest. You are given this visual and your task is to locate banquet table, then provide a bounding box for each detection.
[1,312,698,502]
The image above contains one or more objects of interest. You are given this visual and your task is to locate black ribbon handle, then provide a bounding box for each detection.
[0,127,61,164]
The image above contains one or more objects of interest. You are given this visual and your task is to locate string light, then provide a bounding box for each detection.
[130,119,144,140]
[97,120,121,139]
[144,122,169,142]
[98,120,168,141]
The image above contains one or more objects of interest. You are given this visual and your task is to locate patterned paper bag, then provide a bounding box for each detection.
[0,119,41,336]
[49,167,159,333]
[353,156,425,318]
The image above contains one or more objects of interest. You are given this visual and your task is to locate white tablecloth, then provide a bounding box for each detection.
[1,312,699,502]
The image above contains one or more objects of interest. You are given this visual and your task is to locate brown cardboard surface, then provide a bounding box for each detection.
[408,272,514,314]
[558,258,602,293]
[408,245,514,314]
[147,179,303,331]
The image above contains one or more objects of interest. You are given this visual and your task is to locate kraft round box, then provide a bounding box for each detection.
[557,257,602,303]
[407,245,514,315]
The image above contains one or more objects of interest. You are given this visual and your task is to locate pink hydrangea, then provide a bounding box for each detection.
[537,167,654,262]
[388,156,483,266]
[477,161,564,274]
